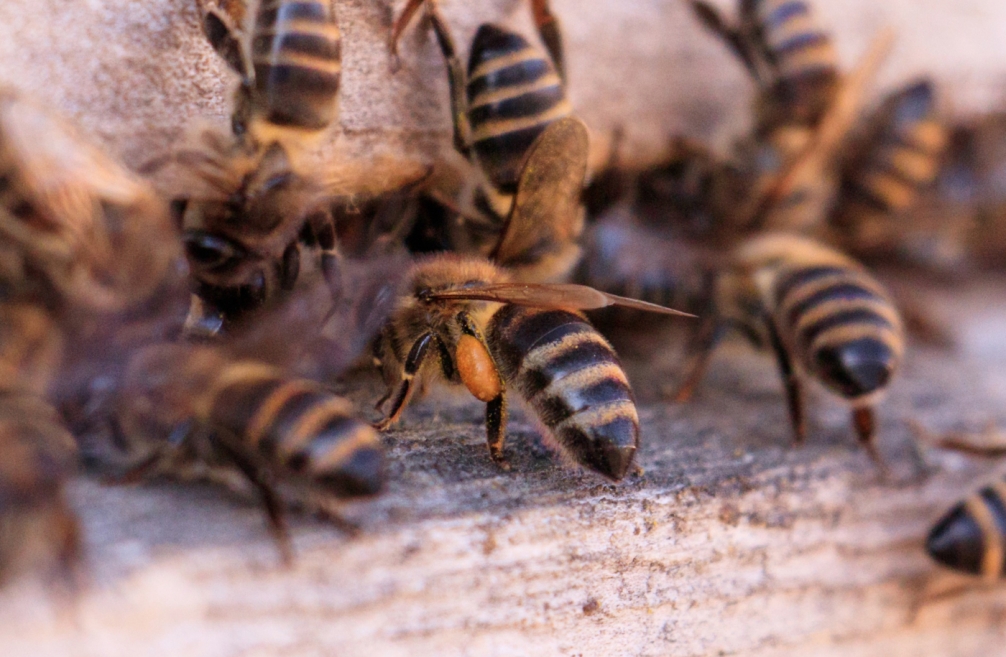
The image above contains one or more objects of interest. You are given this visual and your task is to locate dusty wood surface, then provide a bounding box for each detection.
[3,1,1006,656]
[2,279,1006,656]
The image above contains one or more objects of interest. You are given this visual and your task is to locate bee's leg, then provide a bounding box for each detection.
[213,432,293,565]
[374,332,435,431]
[456,311,510,469]
[669,315,725,403]
[765,317,807,444]
[689,1,761,82]
[314,212,343,296]
[853,406,888,472]
[530,0,565,82]
[425,0,472,156]
[389,0,430,58]
[485,393,509,470]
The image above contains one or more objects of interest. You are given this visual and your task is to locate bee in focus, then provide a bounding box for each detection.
[373,118,692,481]
[111,340,384,560]
[390,0,582,281]
[673,233,905,462]
[0,87,186,584]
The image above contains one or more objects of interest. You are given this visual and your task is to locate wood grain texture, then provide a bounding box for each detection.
[1,280,1005,657]
[1,1,1006,655]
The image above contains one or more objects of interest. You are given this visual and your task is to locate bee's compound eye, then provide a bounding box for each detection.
[183,231,244,269]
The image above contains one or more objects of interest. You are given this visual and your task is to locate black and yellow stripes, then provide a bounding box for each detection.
[487,305,637,480]
[771,264,903,399]
[839,80,946,216]
[466,24,572,193]
[252,0,341,131]
[928,479,1006,580]
[753,0,837,129]
[201,364,383,496]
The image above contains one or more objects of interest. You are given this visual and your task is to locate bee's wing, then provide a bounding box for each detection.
[747,28,894,229]
[490,117,589,271]
[420,148,500,228]
[318,154,430,201]
[199,0,251,78]
[423,282,695,317]
[0,91,150,241]
[227,252,411,378]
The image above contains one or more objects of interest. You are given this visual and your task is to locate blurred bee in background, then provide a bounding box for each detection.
[829,79,950,271]
[373,118,692,482]
[154,0,423,335]
[901,110,1006,274]
[689,0,892,235]
[390,0,583,282]
[0,87,187,585]
[109,336,385,562]
[672,233,905,463]
[907,423,1006,580]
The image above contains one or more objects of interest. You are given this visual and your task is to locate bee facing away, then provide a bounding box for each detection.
[112,341,384,559]
[390,0,582,279]
[690,0,838,136]
[903,423,1006,580]
[829,79,949,264]
[373,118,692,481]
[927,480,1006,581]
[674,233,904,462]
[690,0,896,237]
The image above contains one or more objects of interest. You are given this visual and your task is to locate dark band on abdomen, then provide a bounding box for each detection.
[488,304,638,480]
[252,0,341,130]
[466,24,571,193]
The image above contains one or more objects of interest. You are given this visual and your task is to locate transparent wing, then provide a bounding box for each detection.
[490,116,590,271]
[423,282,695,317]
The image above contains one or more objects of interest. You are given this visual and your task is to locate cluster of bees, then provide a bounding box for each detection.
[2,0,1006,594]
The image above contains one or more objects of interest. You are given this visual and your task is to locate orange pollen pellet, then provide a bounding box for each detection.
[456,334,501,402]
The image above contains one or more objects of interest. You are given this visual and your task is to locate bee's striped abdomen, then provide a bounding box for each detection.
[205,367,383,496]
[840,80,947,215]
[757,0,837,124]
[466,24,571,193]
[771,264,903,400]
[252,0,341,131]
[927,480,1006,579]
[487,304,638,481]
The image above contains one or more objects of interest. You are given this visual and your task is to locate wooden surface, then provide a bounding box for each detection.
[2,1,1006,656]
[2,279,1006,656]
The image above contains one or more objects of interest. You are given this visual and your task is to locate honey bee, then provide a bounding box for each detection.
[690,0,838,136]
[373,118,692,481]
[905,423,1006,580]
[829,79,949,266]
[0,87,186,584]
[111,340,384,560]
[927,481,1006,581]
[390,0,582,280]
[673,233,905,462]
[158,0,420,334]
[690,0,892,235]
